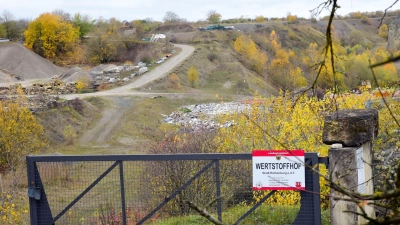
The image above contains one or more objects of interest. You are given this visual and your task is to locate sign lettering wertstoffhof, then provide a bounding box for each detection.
[252,150,305,190]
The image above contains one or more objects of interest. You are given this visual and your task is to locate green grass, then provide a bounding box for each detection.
[110,96,224,149]
[151,204,303,225]
[151,204,330,225]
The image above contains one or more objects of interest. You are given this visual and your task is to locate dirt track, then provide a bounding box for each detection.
[79,96,133,146]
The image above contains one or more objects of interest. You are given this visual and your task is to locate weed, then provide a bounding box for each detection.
[179,107,192,113]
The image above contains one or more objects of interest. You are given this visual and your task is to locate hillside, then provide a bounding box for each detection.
[142,17,391,96]
[141,31,279,97]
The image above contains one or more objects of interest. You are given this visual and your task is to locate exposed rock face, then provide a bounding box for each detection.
[322,109,379,147]
[387,15,400,52]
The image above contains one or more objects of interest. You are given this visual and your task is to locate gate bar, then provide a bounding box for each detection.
[215,159,222,222]
[119,161,127,225]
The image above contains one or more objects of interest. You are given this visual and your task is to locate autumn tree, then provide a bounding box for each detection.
[378,24,388,39]
[255,16,265,23]
[286,12,299,24]
[168,73,182,89]
[24,12,79,59]
[187,66,199,87]
[207,10,222,24]
[234,35,268,74]
[0,94,47,171]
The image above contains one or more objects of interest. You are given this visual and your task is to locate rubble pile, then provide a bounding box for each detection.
[162,101,251,130]
[0,79,78,95]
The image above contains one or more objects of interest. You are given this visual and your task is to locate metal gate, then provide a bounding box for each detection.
[27,153,327,225]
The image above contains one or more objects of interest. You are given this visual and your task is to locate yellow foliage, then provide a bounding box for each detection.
[255,16,265,23]
[24,13,79,59]
[0,97,47,170]
[269,30,281,52]
[187,66,199,88]
[378,24,389,39]
[234,35,268,74]
[0,193,27,225]
[354,11,362,19]
[75,76,90,92]
[215,92,379,208]
[270,30,279,43]
[287,13,298,24]
[168,73,182,90]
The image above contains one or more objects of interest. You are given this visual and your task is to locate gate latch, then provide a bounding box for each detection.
[27,187,41,200]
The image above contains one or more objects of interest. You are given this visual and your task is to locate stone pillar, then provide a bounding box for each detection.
[322,109,378,225]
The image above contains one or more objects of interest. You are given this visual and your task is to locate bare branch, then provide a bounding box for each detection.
[186,201,227,225]
[378,0,399,28]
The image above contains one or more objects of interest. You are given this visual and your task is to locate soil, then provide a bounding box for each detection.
[78,96,133,146]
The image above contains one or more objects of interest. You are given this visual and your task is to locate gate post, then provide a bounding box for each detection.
[323,109,378,225]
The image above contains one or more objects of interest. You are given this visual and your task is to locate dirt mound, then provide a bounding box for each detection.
[0,43,65,81]
[60,67,92,83]
[153,23,195,33]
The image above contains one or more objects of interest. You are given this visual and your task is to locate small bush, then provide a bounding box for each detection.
[63,125,77,145]
[361,16,372,25]
[207,52,218,62]
[179,107,191,113]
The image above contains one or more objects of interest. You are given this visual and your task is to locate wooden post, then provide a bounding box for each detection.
[322,109,378,225]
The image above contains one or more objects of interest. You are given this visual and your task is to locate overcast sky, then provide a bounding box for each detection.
[2,0,400,22]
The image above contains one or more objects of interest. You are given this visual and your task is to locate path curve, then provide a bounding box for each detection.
[74,44,194,145]
[64,44,195,100]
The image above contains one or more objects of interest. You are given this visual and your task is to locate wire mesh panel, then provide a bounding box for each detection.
[27,153,323,225]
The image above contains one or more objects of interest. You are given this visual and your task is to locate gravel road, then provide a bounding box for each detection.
[64,44,195,100]
[76,44,194,145]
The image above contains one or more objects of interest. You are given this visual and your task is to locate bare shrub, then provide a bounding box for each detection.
[141,128,250,216]
[97,83,110,91]
[70,98,84,115]
[144,128,220,215]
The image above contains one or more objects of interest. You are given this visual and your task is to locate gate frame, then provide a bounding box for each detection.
[27,153,327,225]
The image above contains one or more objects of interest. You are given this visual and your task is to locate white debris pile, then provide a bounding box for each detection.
[162,101,251,129]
